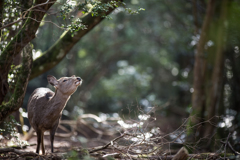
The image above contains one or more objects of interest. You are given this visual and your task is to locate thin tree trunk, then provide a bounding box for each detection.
[187,0,216,140]
[192,0,199,34]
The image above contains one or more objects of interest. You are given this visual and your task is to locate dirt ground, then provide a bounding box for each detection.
[22,133,111,154]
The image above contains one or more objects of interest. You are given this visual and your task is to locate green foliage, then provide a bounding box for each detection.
[125,7,145,14]
[59,0,145,36]
[0,0,22,53]
[0,116,20,136]
[68,18,88,37]
[65,148,90,160]
[60,2,74,20]
[0,116,28,147]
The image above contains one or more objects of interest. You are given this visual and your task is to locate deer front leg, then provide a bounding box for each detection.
[41,131,45,154]
[36,130,42,154]
[50,121,59,153]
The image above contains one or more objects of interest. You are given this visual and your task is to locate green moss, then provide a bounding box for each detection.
[0,45,32,123]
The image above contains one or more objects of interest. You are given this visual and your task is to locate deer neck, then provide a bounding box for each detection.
[50,89,70,114]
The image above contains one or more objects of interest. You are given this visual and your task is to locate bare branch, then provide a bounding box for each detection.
[0,0,56,30]
[88,132,130,153]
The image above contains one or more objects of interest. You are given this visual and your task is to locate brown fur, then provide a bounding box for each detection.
[27,75,82,154]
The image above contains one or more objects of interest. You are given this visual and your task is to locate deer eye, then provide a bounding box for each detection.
[63,79,67,82]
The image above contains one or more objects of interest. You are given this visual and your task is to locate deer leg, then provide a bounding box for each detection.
[36,130,41,154]
[41,131,45,154]
[50,122,59,153]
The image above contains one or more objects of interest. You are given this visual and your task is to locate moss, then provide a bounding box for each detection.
[0,44,33,123]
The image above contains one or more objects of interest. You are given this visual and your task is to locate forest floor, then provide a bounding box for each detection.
[0,113,239,159]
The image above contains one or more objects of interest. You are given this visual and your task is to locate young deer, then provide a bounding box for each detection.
[27,75,82,154]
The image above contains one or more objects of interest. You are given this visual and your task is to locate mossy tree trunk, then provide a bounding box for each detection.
[0,0,55,104]
[0,43,33,123]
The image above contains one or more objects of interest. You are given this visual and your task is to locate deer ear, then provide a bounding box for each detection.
[47,75,58,88]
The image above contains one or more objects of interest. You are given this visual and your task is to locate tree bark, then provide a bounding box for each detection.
[0,44,33,123]
[187,0,216,140]
[0,0,55,104]
[0,0,3,30]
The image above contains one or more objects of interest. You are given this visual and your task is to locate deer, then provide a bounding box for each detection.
[27,75,82,154]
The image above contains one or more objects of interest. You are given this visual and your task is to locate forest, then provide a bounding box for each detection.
[0,0,240,159]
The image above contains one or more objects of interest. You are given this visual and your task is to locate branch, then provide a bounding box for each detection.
[220,140,240,156]
[29,0,122,80]
[88,132,129,153]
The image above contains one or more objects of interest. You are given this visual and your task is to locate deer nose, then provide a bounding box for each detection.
[77,77,81,81]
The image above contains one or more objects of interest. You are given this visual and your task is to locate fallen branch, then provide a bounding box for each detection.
[0,148,38,157]
[88,132,129,153]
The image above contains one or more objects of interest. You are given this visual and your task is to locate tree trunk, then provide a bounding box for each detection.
[0,0,55,105]
[203,0,228,140]
[187,0,216,140]
[0,44,33,123]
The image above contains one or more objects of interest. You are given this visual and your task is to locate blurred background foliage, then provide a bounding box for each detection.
[24,0,194,124]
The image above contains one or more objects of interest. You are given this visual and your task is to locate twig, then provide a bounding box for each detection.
[227,141,240,155]
[220,141,240,156]
[224,132,232,159]
[88,132,130,153]
[0,0,56,30]
[27,17,66,30]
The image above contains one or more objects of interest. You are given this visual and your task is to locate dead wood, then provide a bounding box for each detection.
[88,132,128,153]
[172,147,188,160]
[0,148,38,156]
